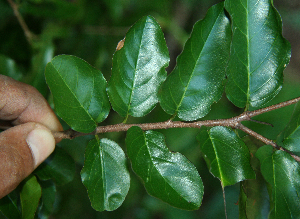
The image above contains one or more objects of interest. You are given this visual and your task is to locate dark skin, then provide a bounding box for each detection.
[0,75,63,198]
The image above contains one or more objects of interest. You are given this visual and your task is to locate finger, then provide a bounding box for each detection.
[0,122,55,199]
[0,75,63,132]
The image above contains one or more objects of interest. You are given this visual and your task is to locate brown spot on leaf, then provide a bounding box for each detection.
[116,38,125,51]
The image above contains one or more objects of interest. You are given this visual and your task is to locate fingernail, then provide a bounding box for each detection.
[26,128,55,167]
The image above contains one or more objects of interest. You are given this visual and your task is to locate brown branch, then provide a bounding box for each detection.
[50,96,300,162]
[7,0,37,44]
[246,96,300,117]
[236,124,277,147]
[52,97,300,138]
[53,118,239,140]
[234,123,300,162]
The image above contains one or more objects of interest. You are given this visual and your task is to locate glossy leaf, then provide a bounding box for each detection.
[126,126,203,210]
[225,0,291,108]
[34,147,75,186]
[277,102,300,152]
[45,55,110,133]
[197,126,255,187]
[81,138,130,211]
[107,15,169,118]
[159,2,231,121]
[256,145,300,218]
[20,175,42,219]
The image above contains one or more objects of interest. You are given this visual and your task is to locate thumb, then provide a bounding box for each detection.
[0,122,55,199]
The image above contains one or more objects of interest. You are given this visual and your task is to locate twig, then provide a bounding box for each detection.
[236,124,277,147]
[0,96,293,158]
[51,96,300,162]
[246,96,300,117]
[249,119,274,127]
[7,0,37,44]
[53,96,300,139]
[234,123,300,162]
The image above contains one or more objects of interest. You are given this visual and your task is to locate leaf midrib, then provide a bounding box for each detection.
[246,0,250,108]
[51,61,95,124]
[209,134,225,184]
[126,19,151,117]
[174,9,223,116]
[144,133,194,204]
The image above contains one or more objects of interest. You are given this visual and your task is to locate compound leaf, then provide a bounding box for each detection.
[256,145,300,218]
[159,2,231,121]
[225,0,291,108]
[197,126,255,187]
[277,102,300,152]
[45,55,110,133]
[81,138,130,212]
[126,126,203,210]
[107,15,169,118]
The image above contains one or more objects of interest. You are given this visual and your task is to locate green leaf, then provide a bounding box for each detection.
[28,42,54,98]
[0,192,21,219]
[34,147,75,186]
[197,126,255,187]
[159,2,231,121]
[239,185,248,219]
[239,178,270,219]
[256,145,300,218]
[20,175,41,219]
[225,0,291,108]
[238,136,270,219]
[45,55,110,133]
[0,55,23,81]
[36,180,56,218]
[126,126,203,210]
[277,102,300,152]
[107,15,169,118]
[81,138,130,211]
[20,0,82,20]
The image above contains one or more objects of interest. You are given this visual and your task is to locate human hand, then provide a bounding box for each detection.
[0,75,63,199]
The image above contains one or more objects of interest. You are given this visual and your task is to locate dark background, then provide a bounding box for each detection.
[0,0,300,218]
